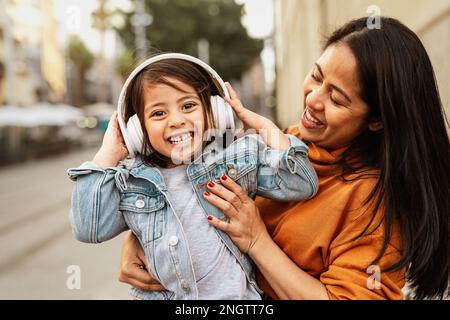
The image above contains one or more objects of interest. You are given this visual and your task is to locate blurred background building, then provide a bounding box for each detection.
[0,0,448,299]
[274,0,450,129]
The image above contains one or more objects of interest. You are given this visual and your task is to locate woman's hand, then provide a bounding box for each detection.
[118,231,165,291]
[203,175,271,255]
[225,83,290,150]
[93,111,129,168]
[225,82,268,133]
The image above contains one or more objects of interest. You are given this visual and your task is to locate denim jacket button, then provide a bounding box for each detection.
[227,168,237,179]
[181,280,190,292]
[135,199,145,209]
[169,235,179,246]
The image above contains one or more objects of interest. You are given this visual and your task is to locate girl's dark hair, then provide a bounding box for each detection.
[124,58,216,167]
[325,17,450,299]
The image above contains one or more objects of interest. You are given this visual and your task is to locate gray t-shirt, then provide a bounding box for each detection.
[159,165,260,300]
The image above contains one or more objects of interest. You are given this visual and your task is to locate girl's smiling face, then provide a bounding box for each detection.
[300,43,379,150]
[143,77,206,165]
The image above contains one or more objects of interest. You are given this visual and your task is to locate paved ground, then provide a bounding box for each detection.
[0,147,131,299]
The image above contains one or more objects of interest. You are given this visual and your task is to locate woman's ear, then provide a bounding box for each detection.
[368,120,383,132]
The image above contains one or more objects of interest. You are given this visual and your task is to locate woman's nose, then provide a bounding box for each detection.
[305,87,325,112]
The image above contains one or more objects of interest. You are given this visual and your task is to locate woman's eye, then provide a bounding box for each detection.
[311,72,321,82]
[330,96,343,106]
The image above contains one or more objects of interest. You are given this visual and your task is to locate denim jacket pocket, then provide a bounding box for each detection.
[222,159,257,197]
[119,191,166,244]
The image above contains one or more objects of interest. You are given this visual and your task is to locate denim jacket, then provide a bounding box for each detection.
[67,133,318,300]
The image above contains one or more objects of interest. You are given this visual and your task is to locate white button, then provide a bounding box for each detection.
[135,199,145,209]
[228,168,237,179]
[181,280,190,291]
[169,235,179,246]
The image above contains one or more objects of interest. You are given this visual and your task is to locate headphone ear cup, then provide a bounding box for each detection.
[225,100,235,132]
[210,95,235,136]
[210,95,220,135]
[127,114,144,155]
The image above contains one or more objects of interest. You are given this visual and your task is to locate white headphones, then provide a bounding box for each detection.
[116,53,236,158]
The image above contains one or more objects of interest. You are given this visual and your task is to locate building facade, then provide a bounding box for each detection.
[274,0,450,129]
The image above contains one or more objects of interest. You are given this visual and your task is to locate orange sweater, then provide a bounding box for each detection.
[256,126,406,300]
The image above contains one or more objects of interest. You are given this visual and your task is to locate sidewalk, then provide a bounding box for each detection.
[0,147,130,299]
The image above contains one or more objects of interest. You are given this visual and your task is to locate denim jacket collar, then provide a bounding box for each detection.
[123,156,168,192]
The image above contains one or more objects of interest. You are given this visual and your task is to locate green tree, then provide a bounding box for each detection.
[116,49,135,81]
[0,61,4,81]
[115,0,263,81]
[67,36,94,106]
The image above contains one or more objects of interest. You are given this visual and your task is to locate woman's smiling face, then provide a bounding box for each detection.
[300,43,374,150]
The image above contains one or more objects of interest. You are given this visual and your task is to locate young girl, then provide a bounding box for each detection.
[67,53,318,300]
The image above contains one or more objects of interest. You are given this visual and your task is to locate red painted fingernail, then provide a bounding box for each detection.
[207,216,213,221]
[207,181,215,188]
[221,175,227,181]
[204,190,210,196]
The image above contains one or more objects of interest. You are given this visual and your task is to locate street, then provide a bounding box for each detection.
[0,147,131,299]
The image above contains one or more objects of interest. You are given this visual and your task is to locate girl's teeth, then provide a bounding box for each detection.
[170,133,193,144]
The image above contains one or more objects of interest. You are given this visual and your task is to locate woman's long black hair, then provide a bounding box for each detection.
[325,17,449,299]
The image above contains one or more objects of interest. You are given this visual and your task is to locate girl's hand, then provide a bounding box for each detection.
[203,175,271,255]
[93,111,129,168]
[118,231,165,291]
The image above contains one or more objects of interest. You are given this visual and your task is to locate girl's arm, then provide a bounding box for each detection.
[225,83,290,151]
[204,176,329,299]
[68,112,129,243]
[68,164,129,243]
[92,111,129,168]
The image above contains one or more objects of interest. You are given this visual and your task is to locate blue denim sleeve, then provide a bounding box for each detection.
[67,162,129,243]
[256,134,319,201]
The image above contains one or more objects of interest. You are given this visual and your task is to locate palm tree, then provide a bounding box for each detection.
[67,36,94,106]
[0,61,4,105]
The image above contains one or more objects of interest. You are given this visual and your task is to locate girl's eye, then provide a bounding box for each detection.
[183,103,197,110]
[151,111,165,117]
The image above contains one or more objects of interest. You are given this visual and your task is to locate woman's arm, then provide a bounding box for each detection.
[204,175,329,299]
[249,231,329,299]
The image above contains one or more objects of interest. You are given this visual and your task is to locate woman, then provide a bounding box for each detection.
[118,17,449,299]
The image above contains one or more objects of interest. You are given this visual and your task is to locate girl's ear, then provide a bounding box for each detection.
[368,120,383,132]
